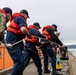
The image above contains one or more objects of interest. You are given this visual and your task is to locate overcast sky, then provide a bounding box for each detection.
[0,0,76,42]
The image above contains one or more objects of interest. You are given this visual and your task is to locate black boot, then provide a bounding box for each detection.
[44,64,51,73]
[38,73,43,75]
[51,70,62,75]
[44,69,51,73]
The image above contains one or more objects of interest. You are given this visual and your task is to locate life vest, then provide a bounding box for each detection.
[0,9,7,17]
[7,13,27,38]
[27,25,38,31]
[42,25,53,41]
[25,25,39,44]
[10,13,27,22]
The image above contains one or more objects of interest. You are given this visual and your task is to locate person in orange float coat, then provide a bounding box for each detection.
[23,22,46,75]
[40,24,64,75]
[6,9,30,75]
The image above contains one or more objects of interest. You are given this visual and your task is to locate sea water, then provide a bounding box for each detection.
[64,42,76,58]
[68,48,76,58]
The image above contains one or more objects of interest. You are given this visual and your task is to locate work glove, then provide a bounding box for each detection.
[27,33,32,38]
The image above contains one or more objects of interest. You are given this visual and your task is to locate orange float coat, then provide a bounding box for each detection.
[7,13,26,38]
[25,25,39,44]
[42,25,53,41]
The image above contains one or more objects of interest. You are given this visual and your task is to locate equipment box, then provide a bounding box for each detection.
[0,46,13,70]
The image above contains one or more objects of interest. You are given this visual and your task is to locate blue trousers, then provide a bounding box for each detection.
[40,45,56,70]
[6,31,25,75]
[23,41,42,74]
[6,45,25,75]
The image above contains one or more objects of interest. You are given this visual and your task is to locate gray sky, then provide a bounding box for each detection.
[0,0,76,42]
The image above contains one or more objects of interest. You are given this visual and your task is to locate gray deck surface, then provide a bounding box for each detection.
[23,58,69,75]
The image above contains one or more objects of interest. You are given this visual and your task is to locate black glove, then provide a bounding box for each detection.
[36,42,41,46]
[27,33,32,38]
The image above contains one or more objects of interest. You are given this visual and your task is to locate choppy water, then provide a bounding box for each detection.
[64,43,76,58]
[68,48,76,58]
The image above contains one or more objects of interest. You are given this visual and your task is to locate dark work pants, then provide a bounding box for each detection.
[40,45,56,70]
[23,41,42,74]
[41,48,49,70]
[6,31,25,75]
[6,45,25,75]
